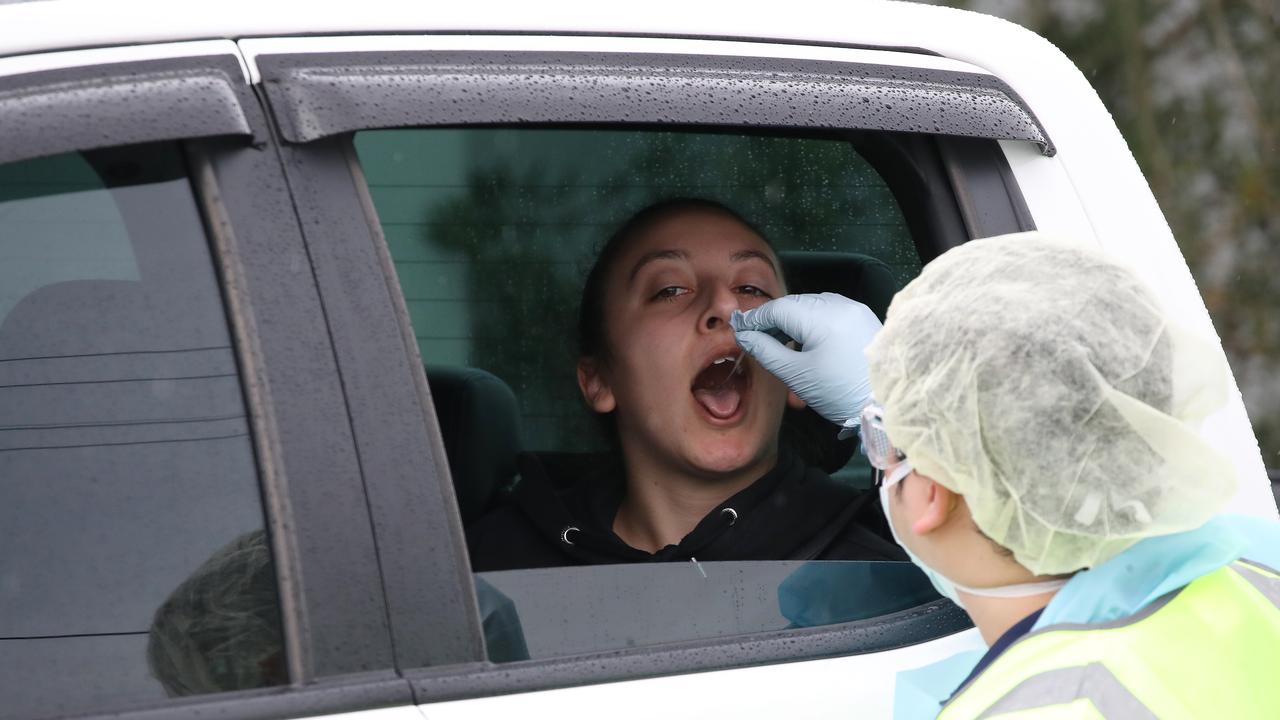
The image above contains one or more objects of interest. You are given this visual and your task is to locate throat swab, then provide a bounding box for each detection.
[720,327,793,387]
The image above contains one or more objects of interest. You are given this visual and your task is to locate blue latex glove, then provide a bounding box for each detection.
[730,292,882,430]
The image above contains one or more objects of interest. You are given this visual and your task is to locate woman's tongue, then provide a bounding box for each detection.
[691,362,744,420]
[693,386,742,419]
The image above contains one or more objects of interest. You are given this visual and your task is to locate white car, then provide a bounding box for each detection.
[1,2,1273,719]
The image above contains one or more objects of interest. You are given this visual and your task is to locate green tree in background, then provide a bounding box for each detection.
[932,0,1280,469]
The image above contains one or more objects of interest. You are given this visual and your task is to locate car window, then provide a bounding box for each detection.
[360,127,921,448]
[479,561,937,660]
[355,128,919,454]
[0,143,284,716]
[354,127,938,663]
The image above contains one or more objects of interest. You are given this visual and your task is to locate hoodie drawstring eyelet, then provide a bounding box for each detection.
[721,507,738,526]
[560,526,580,545]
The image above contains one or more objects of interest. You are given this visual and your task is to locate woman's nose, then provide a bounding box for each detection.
[700,286,739,332]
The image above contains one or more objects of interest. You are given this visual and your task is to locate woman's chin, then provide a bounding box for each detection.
[684,440,774,479]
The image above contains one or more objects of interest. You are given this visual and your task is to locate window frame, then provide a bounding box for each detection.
[254,50,1054,155]
[258,45,1036,701]
[266,134,487,673]
[0,51,413,720]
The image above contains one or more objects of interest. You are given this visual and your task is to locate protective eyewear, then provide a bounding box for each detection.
[860,402,910,488]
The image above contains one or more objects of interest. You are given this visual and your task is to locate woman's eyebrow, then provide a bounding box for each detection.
[731,249,781,278]
[628,249,688,283]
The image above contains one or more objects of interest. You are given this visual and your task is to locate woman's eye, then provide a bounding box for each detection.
[652,286,690,302]
[736,285,772,299]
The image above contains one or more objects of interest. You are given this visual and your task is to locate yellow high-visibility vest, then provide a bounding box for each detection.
[938,560,1280,719]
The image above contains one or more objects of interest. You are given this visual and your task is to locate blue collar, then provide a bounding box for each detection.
[1035,514,1261,629]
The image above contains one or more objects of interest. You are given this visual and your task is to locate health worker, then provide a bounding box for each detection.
[731,232,1280,719]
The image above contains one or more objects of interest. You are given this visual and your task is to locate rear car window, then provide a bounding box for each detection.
[0,143,283,716]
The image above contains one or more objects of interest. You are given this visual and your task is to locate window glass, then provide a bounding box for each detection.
[479,561,938,661]
[355,128,937,663]
[0,143,284,716]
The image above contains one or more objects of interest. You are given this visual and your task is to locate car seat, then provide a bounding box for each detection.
[425,365,523,524]
[776,251,902,475]
[778,251,899,321]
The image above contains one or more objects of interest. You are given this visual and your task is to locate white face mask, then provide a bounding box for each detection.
[879,464,1068,610]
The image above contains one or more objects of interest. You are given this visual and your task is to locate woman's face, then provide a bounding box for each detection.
[577,210,803,480]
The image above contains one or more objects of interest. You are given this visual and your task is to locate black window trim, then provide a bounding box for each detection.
[77,675,413,720]
[254,48,1040,705]
[0,54,257,167]
[936,135,1036,242]
[179,118,406,686]
[268,133,487,673]
[0,58,416,720]
[255,50,1054,156]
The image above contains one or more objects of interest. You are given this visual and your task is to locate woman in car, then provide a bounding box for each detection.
[466,198,900,570]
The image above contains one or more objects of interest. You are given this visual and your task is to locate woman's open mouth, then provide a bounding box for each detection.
[690,353,751,423]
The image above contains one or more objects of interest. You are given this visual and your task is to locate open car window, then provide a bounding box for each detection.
[352,126,947,662]
[355,128,920,452]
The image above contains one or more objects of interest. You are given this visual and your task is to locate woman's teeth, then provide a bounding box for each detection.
[712,354,746,380]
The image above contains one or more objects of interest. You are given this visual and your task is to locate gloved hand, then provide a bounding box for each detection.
[730,292,882,430]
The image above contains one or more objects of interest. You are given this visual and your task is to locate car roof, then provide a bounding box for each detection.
[3,0,1023,62]
[0,0,1096,163]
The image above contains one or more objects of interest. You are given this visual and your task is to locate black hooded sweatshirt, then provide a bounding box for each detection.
[466,447,905,572]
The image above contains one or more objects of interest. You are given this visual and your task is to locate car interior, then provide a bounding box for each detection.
[349,126,932,522]
[426,249,905,525]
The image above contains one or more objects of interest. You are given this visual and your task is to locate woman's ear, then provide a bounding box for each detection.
[576,357,617,413]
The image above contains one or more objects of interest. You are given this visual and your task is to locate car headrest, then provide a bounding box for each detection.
[777,251,904,472]
[426,365,522,524]
[779,251,900,321]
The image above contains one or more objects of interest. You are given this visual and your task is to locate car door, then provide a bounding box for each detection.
[0,40,423,720]
[241,32,1066,718]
